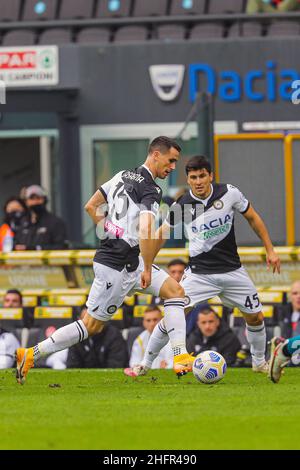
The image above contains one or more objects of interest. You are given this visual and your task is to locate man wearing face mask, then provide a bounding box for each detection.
[14,185,68,251]
[0,197,27,252]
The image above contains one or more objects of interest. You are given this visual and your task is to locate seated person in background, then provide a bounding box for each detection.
[0,289,21,368]
[167,258,187,283]
[3,289,22,308]
[0,197,27,252]
[247,0,300,13]
[129,306,173,369]
[281,280,300,338]
[67,308,128,369]
[187,305,241,366]
[14,185,68,251]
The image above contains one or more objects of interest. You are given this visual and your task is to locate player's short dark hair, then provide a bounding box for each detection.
[149,136,181,155]
[167,258,187,269]
[5,289,22,305]
[144,305,162,315]
[185,156,212,175]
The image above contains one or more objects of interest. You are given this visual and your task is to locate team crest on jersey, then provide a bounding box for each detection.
[213,200,224,210]
[107,305,117,314]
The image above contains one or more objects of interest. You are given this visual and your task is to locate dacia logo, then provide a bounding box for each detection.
[192,214,231,233]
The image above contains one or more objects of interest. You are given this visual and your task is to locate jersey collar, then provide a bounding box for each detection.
[189,185,213,206]
[142,164,155,181]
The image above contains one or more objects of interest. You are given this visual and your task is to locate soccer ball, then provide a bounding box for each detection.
[192,350,227,384]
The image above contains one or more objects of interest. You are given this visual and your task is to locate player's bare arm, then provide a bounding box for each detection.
[139,212,157,288]
[84,190,107,225]
[243,205,281,274]
[153,221,170,260]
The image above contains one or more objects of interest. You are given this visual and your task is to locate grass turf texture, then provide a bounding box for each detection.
[0,368,299,450]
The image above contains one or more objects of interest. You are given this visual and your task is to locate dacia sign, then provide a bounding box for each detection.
[189,61,300,103]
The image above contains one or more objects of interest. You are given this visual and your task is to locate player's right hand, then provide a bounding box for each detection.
[141,271,151,289]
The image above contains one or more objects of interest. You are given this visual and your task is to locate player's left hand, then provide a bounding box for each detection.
[141,271,152,289]
[266,251,281,274]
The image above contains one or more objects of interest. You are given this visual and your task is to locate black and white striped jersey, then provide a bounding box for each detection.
[94,165,162,271]
[166,183,250,274]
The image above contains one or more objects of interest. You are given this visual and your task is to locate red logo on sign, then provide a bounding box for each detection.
[0,51,36,69]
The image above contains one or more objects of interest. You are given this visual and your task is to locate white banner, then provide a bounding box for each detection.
[0,46,58,87]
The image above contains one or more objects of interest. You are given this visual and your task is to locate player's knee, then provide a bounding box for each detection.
[244,311,264,326]
[82,313,104,336]
[160,277,185,299]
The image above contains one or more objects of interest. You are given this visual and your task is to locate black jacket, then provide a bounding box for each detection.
[14,210,67,250]
[187,322,241,366]
[67,323,129,368]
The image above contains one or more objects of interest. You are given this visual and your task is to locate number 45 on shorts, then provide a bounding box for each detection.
[244,293,260,310]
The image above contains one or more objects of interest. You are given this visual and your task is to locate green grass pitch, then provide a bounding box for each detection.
[1,368,299,450]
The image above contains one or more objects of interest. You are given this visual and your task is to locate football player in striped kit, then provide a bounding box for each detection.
[127,155,280,376]
[15,137,194,384]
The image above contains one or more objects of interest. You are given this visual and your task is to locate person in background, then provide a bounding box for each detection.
[66,309,129,369]
[129,306,173,369]
[187,305,241,366]
[0,197,27,252]
[281,281,300,338]
[167,259,187,283]
[247,0,300,13]
[14,185,68,251]
[3,289,23,308]
[0,289,21,368]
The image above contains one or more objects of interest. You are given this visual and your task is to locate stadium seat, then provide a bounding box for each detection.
[189,23,223,39]
[23,0,58,21]
[38,28,73,44]
[156,24,186,41]
[0,308,25,332]
[228,22,263,38]
[267,21,300,37]
[0,0,21,21]
[208,0,245,14]
[77,27,110,44]
[114,26,148,42]
[170,0,206,16]
[59,0,94,19]
[95,0,132,18]
[2,30,36,46]
[133,0,168,17]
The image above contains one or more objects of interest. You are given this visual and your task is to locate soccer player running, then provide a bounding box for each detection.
[15,137,194,384]
[126,155,280,376]
[269,335,300,383]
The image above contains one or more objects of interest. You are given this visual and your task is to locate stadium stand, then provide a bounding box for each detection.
[2,29,36,46]
[114,25,149,42]
[59,0,94,20]
[77,27,111,44]
[189,23,224,39]
[156,24,186,41]
[96,0,132,18]
[228,21,263,37]
[208,0,245,14]
[267,20,300,36]
[0,0,300,45]
[170,0,206,16]
[39,28,72,44]
[133,0,168,17]
[0,0,21,21]
[23,0,58,21]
